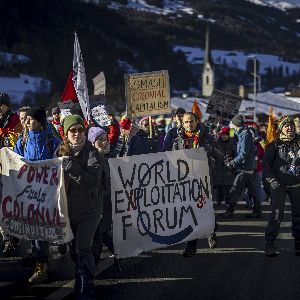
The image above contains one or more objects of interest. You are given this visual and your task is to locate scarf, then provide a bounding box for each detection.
[279,132,295,142]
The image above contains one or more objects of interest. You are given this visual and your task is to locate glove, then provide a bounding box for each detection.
[225,160,236,170]
[204,143,214,154]
[62,156,72,171]
[270,178,281,190]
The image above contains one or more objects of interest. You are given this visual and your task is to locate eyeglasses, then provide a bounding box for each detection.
[69,127,84,134]
[53,112,60,115]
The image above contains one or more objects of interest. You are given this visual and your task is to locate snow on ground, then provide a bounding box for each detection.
[173,45,300,75]
[107,0,216,21]
[0,74,51,104]
[246,0,300,10]
[172,92,300,117]
[0,52,30,64]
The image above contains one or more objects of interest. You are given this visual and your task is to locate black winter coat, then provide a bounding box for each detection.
[63,141,106,223]
[263,134,300,187]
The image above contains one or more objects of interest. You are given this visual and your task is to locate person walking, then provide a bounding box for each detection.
[56,115,104,299]
[263,116,300,257]
[14,106,61,284]
[220,115,262,218]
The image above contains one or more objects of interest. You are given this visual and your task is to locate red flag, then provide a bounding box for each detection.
[61,71,78,102]
[192,100,202,121]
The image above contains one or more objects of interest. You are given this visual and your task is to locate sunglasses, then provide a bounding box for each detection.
[69,127,84,134]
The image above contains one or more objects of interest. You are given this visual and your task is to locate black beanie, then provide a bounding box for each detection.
[26,107,47,126]
[231,115,244,127]
[0,92,10,107]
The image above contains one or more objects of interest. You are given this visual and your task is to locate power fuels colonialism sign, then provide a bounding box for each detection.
[109,149,215,258]
[125,70,171,117]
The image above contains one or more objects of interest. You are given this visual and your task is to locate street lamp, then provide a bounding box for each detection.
[248,55,258,122]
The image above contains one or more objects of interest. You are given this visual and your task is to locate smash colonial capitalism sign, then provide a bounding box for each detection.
[125,70,171,117]
[0,148,73,243]
[109,149,215,258]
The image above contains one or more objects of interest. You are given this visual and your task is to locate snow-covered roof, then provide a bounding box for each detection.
[240,92,300,115]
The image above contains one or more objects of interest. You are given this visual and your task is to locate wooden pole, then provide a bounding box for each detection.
[149,116,153,138]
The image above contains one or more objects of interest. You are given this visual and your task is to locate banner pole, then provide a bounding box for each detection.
[149,116,153,139]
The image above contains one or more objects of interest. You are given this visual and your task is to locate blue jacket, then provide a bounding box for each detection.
[14,125,61,161]
[233,126,255,171]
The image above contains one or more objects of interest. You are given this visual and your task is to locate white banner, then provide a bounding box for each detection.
[109,149,215,258]
[93,71,106,95]
[60,109,72,119]
[91,105,110,127]
[0,148,73,243]
[73,32,91,121]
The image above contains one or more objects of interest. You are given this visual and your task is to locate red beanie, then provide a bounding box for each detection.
[119,118,132,130]
[220,127,230,135]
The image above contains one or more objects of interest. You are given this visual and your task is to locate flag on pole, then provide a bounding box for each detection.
[192,100,202,121]
[73,32,91,121]
[266,106,278,147]
[61,71,78,103]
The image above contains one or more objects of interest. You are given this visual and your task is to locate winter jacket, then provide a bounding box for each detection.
[107,121,120,147]
[164,127,179,151]
[232,126,256,172]
[210,137,235,186]
[254,140,264,172]
[172,123,213,150]
[127,129,160,156]
[14,124,60,160]
[263,134,300,187]
[63,141,105,223]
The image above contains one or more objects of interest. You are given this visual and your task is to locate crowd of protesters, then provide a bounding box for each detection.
[0,91,300,299]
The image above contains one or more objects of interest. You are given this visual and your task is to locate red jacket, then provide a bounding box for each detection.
[108,123,120,146]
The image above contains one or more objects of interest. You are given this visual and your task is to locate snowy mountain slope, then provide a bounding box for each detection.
[246,0,300,10]
[174,46,300,75]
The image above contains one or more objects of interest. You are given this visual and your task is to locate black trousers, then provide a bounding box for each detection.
[227,171,261,214]
[265,185,300,241]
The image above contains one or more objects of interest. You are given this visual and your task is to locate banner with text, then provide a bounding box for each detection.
[109,149,215,258]
[91,105,111,127]
[0,148,73,243]
[125,70,171,117]
[93,71,106,95]
[206,89,242,125]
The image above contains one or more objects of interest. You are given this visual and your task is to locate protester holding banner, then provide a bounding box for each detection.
[164,107,186,151]
[173,112,218,256]
[112,118,132,157]
[0,92,22,148]
[127,116,161,156]
[56,114,105,299]
[263,116,300,257]
[221,115,262,219]
[13,106,61,284]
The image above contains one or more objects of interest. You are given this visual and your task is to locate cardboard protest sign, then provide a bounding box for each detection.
[91,105,110,127]
[93,71,106,95]
[60,109,72,119]
[0,148,73,243]
[109,149,215,258]
[206,89,242,125]
[125,70,171,117]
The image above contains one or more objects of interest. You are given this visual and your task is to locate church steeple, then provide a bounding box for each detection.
[202,26,214,97]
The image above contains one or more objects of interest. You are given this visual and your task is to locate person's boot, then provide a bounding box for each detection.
[28,262,48,284]
[183,240,197,257]
[2,241,17,257]
[265,241,277,257]
[77,249,96,299]
[208,233,217,249]
[295,239,300,256]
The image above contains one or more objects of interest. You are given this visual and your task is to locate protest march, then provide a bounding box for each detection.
[0,30,300,300]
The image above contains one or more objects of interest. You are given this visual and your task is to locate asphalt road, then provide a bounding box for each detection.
[1,200,300,300]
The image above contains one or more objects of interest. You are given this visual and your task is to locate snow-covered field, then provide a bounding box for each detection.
[174,46,300,75]
[107,0,216,21]
[0,74,51,104]
[246,0,300,10]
